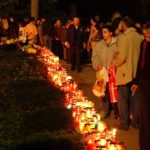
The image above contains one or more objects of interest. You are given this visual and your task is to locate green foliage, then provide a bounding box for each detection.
[7,79,65,112]
[0,45,84,150]
[20,107,73,136]
[11,131,84,150]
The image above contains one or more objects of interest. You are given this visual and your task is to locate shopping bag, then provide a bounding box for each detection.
[93,67,109,97]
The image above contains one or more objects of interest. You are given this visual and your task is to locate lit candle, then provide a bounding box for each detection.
[97,122,106,132]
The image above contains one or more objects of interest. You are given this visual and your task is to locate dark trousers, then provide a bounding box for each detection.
[70,46,81,71]
[43,35,53,50]
[118,83,140,129]
[53,40,63,59]
[139,80,150,150]
[99,86,110,119]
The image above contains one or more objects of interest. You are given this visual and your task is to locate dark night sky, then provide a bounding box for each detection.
[57,0,148,22]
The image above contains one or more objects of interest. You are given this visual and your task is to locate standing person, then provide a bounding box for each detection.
[25,17,38,44]
[112,17,122,41]
[87,17,98,51]
[18,21,27,43]
[61,20,72,62]
[68,17,84,72]
[112,16,143,130]
[90,24,102,49]
[36,18,43,46]
[87,18,100,63]
[53,19,63,59]
[92,25,117,119]
[1,17,9,42]
[42,19,53,50]
[8,17,18,39]
[134,22,150,150]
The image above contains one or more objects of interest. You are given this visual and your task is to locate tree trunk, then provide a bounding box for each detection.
[31,0,39,19]
[70,3,77,17]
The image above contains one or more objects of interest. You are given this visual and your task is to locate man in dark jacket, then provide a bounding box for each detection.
[68,17,84,72]
[133,22,150,150]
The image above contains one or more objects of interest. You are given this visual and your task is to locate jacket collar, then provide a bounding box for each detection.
[102,37,116,46]
[123,27,136,35]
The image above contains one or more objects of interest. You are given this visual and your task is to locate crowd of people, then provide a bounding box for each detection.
[0,15,150,150]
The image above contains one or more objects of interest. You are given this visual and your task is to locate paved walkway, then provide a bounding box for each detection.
[61,60,140,150]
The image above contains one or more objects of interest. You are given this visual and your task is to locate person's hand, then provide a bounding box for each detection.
[109,64,115,69]
[131,84,138,96]
[97,64,103,71]
[87,45,91,52]
[83,42,87,49]
[65,42,70,49]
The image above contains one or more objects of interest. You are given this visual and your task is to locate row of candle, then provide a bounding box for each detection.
[0,38,26,46]
[33,45,125,150]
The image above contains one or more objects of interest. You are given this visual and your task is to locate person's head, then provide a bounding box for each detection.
[41,17,46,22]
[121,16,134,32]
[65,20,72,28]
[90,17,97,26]
[73,17,80,27]
[135,22,142,30]
[9,17,14,22]
[143,22,150,42]
[36,18,42,25]
[112,17,122,33]
[102,25,113,40]
[55,19,62,27]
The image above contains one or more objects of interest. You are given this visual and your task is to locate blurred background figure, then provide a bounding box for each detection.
[25,17,38,44]
[68,17,84,72]
[8,17,18,39]
[53,19,63,59]
[36,18,43,46]
[61,20,72,62]
[1,17,9,43]
[42,19,53,50]
[136,22,150,150]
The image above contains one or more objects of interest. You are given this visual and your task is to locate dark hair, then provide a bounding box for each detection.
[143,22,150,34]
[102,25,113,32]
[143,22,150,30]
[42,20,53,37]
[91,16,99,24]
[30,17,35,22]
[122,16,134,27]
[112,17,122,31]
[95,23,100,31]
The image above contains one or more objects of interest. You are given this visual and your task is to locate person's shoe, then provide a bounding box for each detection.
[114,124,129,131]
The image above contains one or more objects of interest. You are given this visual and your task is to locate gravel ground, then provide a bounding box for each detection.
[61,60,140,150]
